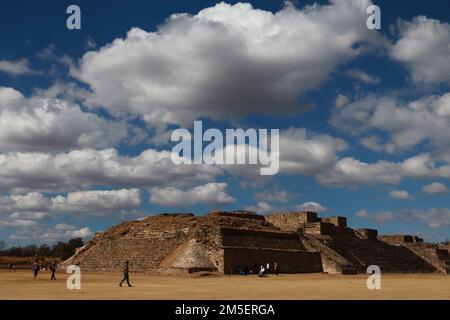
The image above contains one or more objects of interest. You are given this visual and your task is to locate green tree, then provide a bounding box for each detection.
[37,244,51,257]
[23,244,38,257]
[50,238,84,260]
[0,238,85,259]
[68,237,84,249]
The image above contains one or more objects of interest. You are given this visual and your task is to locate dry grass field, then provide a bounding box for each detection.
[1,270,450,300]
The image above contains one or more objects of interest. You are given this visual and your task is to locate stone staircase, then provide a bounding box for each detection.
[320,232,437,273]
[302,234,356,274]
[60,210,449,275]
[72,237,187,272]
[61,214,197,272]
[403,243,450,274]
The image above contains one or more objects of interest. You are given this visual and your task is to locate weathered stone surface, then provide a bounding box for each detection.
[322,216,347,228]
[61,210,322,274]
[266,212,449,274]
[402,242,450,273]
[355,228,378,240]
[266,211,319,231]
[162,239,216,271]
[378,235,423,245]
[61,210,450,275]
[304,222,340,236]
[60,213,197,272]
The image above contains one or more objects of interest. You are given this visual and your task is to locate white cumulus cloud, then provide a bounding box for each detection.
[423,182,449,194]
[245,201,274,214]
[389,190,413,200]
[73,0,383,127]
[0,87,141,152]
[295,201,327,213]
[391,16,450,85]
[51,189,141,213]
[0,59,39,76]
[150,182,235,207]
[0,148,221,192]
[330,93,450,154]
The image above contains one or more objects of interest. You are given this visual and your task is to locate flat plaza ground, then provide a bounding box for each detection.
[1,270,450,300]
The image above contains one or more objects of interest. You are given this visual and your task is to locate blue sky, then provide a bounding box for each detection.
[1,0,450,246]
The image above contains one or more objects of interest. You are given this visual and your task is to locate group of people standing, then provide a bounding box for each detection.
[31,258,58,280]
[8,263,16,272]
[259,262,279,277]
[237,261,279,277]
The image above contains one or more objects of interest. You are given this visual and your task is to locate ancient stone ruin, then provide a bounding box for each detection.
[61,210,450,275]
[267,211,450,274]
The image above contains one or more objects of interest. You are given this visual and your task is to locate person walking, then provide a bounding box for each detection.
[50,260,57,280]
[274,262,279,276]
[119,260,132,287]
[32,260,40,280]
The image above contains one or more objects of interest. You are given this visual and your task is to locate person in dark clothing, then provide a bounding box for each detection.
[253,262,258,275]
[32,261,40,280]
[274,262,279,276]
[119,260,132,287]
[50,260,57,280]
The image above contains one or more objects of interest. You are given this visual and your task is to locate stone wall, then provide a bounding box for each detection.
[304,222,337,236]
[66,237,187,272]
[379,235,423,245]
[60,210,447,275]
[355,228,378,240]
[317,232,436,273]
[210,210,265,220]
[161,239,218,272]
[222,247,323,274]
[220,228,306,250]
[265,212,319,232]
[403,243,450,273]
[60,214,196,272]
[322,216,347,228]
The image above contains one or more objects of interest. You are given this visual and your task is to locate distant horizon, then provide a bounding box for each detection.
[2,209,449,249]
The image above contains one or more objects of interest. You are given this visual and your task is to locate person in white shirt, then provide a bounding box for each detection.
[259,265,265,277]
